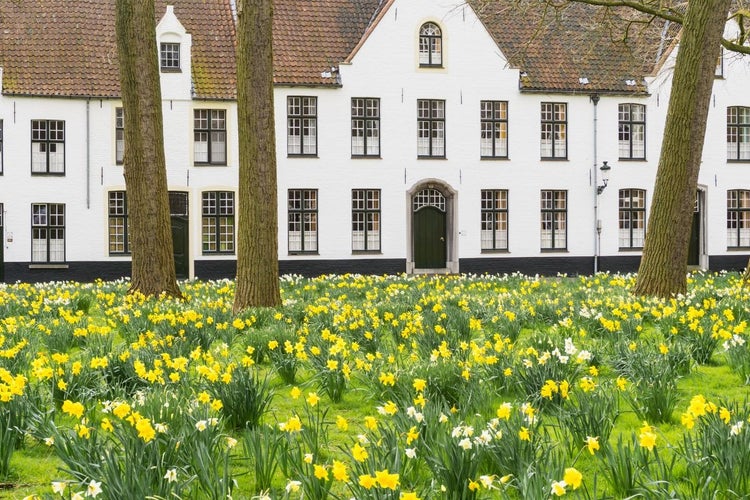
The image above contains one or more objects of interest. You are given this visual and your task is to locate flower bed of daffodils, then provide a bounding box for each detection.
[2,272,750,499]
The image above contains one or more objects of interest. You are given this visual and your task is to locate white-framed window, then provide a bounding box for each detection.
[480,101,508,158]
[540,190,567,250]
[352,189,381,252]
[727,106,750,161]
[202,191,235,254]
[727,189,750,248]
[160,42,180,71]
[351,98,380,157]
[481,189,508,250]
[618,104,646,159]
[619,189,646,249]
[194,109,227,165]
[288,189,318,253]
[115,108,124,165]
[540,103,567,159]
[419,22,442,67]
[31,120,65,174]
[287,96,317,156]
[108,191,130,255]
[417,99,445,158]
[32,203,65,263]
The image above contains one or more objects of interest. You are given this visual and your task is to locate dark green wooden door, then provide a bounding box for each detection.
[414,206,446,269]
[171,216,189,279]
[687,211,700,266]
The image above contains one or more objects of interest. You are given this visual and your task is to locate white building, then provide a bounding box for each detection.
[0,0,749,282]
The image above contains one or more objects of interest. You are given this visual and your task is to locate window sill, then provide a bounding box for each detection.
[31,172,66,176]
[727,247,750,251]
[108,253,132,257]
[417,156,447,160]
[481,249,510,254]
[288,252,319,256]
[418,64,444,69]
[351,155,382,160]
[618,248,643,252]
[617,158,647,162]
[202,252,236,256]
[194,163,229,167]
[540,158,568,162]
[352,250,382,255]
[540,249,568,253]
[727,160,750,164]
[480,156,510,161]
[160,68,182,73]
[29,264,69,269]
[287,154,319,159]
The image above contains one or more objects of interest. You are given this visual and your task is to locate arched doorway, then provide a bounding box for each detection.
[407,181,457,273]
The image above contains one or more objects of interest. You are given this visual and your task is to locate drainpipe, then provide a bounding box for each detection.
[591,94,600,274]
[86,99,91,209]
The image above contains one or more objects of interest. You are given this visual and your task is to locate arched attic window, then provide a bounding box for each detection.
[419,22,442,67]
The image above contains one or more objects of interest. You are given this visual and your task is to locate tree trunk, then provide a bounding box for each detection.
[233,0,281,312]
[633,0,731,298]
[115,0,182,298]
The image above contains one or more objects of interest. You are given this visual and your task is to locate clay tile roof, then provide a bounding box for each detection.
[0,0,236,99]
[469,0,679,94]
[272,0,385,86]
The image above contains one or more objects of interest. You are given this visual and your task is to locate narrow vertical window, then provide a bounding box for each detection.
[481,189,508,250]
[115,108,124,165]
[727,106,750,161]
[417,99,445,158]
[31,203,65,263]
[727,189,750,248]
[202,191,235,254]
[194,110,227,165]
[480,101,508,158]
[618,189,646,249]
[540,103,567,159]
[31,120,65,174]
[160,42,180,71]
[108,191,130,254]
[419,22,442,67]
[351,98,380,157]
[287,97,317,156]
[288,189,318,253]
[618,104,646,159]
[352,189,381,252]
[540,190,567,250]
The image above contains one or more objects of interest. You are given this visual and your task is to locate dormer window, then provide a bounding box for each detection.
[160,42,181,71]
[419,22,442,67]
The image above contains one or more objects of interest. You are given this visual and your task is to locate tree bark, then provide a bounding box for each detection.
[633,0,731,298]
[233,0,281,312]
[115,0,182,298]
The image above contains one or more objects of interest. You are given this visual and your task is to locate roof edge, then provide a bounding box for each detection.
[345,0,396,64]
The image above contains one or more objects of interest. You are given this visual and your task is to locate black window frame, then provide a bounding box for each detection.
[115,108,124,165]
[417,99,446,158]
[108,191,130,255]
[618,103,646,160]
[160,42,181,71]
[480,101,509,159]
[540,103,567,160]
[727,106,750,162]
[618,188,646,250]
[287,96,318,157]
[419,22,443,67]
[194,109,228,165]
[540,190,567,250]
[480,189,509,251]
[31,120,65,175]
[351,98,381,158]
[288,189,318,254]
[352,189,381,252]
[31,203,66,263]
[727,189,750,248]
[201,191,235,254]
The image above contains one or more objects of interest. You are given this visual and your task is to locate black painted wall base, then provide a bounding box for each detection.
[2,254,748,283]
